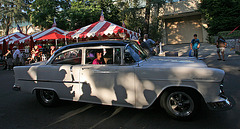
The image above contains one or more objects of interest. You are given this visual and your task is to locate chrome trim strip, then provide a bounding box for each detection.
[18,79,80,84]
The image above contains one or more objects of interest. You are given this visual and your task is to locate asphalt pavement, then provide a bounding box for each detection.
[161,42,240,67]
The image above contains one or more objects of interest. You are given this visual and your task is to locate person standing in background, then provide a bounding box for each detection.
[143,34,155,55]
[190,34,200,59]
[13,46,21,66]
[216,36,227,61]
[50,46,56,56]
[33,45,40,62]
[4,48,13,70]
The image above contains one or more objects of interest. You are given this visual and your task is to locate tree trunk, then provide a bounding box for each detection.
[144,0,151,35]
[5,18,11,36]
[5,25,10,36]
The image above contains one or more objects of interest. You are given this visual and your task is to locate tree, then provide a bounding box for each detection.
[29,0,70,30]
[116,0,145,35]
[67,0,102,30]
[148,0,166,41]
[144,0,151,34]
[97,0,121,25]
[199,0,240,35]
[0,0,30,35]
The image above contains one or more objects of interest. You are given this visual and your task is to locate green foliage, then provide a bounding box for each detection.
[29,0,121,30]
[67,0,101,30]
[97,0,121,25]
[30,0,70,29]
[0,0,30,35]
[0,0,165,41]
[218,30,240,38]
[199,0,240,35]
[120,3,145,35]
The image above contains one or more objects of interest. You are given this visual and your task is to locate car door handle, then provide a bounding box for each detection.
[82,68,90,70]
[93,70,117,74]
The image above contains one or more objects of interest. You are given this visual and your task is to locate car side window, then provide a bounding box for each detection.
[103,48,113,64]
[52,49,82,65]
[85,48,121,65]
[85,49,100,64]
[124,46,136,64]
[114,48,121,64]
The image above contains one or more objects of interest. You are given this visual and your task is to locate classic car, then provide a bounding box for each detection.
[13,40,231,120]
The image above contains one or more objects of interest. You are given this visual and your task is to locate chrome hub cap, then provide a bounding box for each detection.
[167,92,194,117]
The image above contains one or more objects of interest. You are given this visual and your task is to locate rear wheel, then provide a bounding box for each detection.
[36,89,59,107]
[161,89,199,120]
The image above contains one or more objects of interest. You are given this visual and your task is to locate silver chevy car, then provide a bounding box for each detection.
[13,40,231,120]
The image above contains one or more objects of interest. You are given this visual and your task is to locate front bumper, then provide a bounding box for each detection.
[13,84,21,91]
[207,83,232,111]
[207,95,232,111]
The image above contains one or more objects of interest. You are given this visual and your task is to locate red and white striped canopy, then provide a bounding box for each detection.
[70,20,140,39]
[0,32,28,44]
[16,27,66,43]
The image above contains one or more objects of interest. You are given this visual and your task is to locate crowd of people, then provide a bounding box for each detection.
[0,34,229,70]
[1,45,57,70]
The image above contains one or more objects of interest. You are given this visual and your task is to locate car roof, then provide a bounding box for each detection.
[55,40,131,54]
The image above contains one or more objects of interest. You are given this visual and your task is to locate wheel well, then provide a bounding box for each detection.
[159,86,205,106]
[32,88,57,95]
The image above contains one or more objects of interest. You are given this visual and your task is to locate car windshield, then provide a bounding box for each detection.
[126,41,148,62]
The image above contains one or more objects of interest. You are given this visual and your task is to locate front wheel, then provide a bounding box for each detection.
[36,89,59,107]
[161,89,199,120]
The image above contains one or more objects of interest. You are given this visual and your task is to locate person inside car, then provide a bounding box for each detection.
[92,51,103,64]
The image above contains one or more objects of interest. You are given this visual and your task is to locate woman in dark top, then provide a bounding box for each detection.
[4,48,13,70]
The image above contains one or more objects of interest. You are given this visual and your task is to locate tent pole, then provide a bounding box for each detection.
[55,39,57,48]
[65,35,67,45]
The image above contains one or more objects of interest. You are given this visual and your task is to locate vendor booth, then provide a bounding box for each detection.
[0,32,28,51]
[70,20,140,41]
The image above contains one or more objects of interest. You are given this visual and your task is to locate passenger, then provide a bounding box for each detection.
[92,51,103,64]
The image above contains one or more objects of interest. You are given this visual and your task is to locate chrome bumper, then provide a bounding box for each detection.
[13,84,21,91]
[207,83,232,111]
[207,92,232,111]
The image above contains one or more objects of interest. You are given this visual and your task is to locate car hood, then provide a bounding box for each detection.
[140,56,207,68]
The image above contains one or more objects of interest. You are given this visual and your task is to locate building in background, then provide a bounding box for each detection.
[0,22,41,37]
[158,0,208,44]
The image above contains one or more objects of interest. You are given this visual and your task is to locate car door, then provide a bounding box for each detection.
[36,48,82,100]
[79,47,135,108]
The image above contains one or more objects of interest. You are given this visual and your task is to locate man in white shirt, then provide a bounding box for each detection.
[13,46,21,66]
[143,34,155,55]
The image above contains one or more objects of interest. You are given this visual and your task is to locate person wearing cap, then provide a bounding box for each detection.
[13,46,21,66]
[190,34,200,59]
